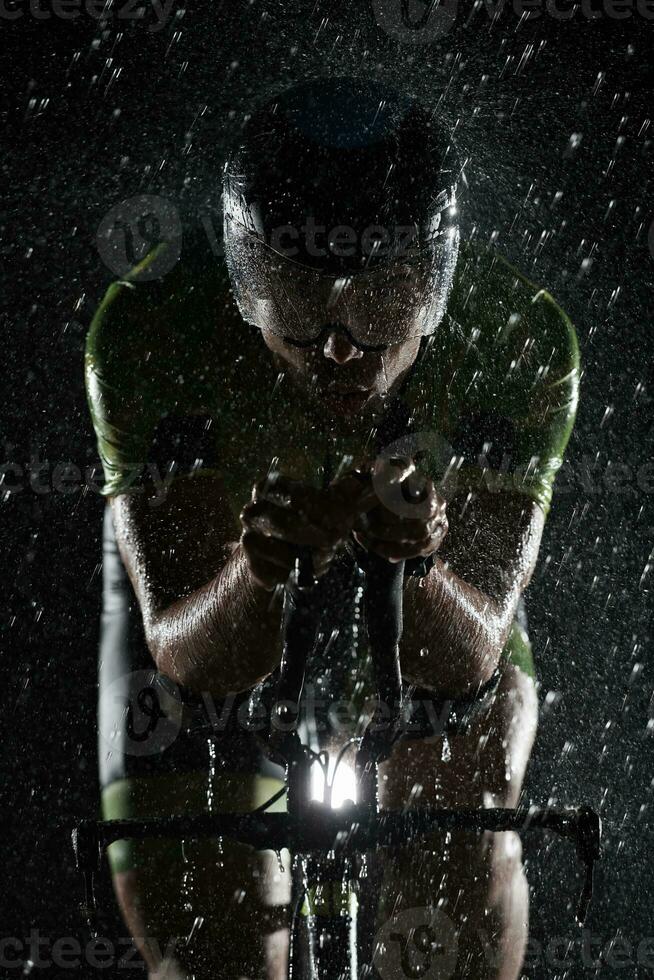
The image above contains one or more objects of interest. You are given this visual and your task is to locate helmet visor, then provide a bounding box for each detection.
[224,216,460,349]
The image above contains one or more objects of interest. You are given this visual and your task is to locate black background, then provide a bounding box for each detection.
[1,1,653,977]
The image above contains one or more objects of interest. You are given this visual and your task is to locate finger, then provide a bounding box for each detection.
[311,547,337,578]
[354,511,446,544]
[367,467,447,524]
[241,530,298,570]
[352,531,442,563]
[393,478,445,517]
[242,545,288,591]
[253,476,356,539]
[371,455,417,487]
[320,479,381,536]
[241,531,337,589]
[241,500,336,548]
[253,474,323,516]
[253,472,301,504]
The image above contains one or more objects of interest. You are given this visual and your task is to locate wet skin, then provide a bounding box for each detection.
[108,281,544,978]
[260,324,422,422]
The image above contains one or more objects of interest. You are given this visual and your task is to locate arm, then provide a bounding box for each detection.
[111,474,284,697]
[401,490,545,698]
[382,250,577,698]
[111,470,371,698]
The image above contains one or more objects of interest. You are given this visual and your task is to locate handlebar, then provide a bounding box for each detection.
[71,803,602,924]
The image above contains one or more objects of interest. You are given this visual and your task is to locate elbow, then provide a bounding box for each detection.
[479,593,517,675]
[144,612,280,698]
[406,597,510,698]
[144,615,189,688]
[143,608,203,691]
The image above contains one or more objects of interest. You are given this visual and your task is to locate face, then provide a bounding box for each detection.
[244,251,432,421]
[261,324,422,419]
[225,216,460,425]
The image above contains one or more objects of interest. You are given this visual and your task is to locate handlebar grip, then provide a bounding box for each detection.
[269,553,322,753]
[294,545,317,591]
[364,555,405,714]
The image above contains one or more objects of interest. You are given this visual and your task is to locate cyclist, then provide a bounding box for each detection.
[86,76,579,979]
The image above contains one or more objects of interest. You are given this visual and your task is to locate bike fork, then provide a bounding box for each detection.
[289,853,358,980]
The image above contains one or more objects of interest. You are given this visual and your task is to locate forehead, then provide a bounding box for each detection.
[237,232,435,288]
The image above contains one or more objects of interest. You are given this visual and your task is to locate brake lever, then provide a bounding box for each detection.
[574,806,603,925]
[356,555,406,791]
[292,544,318,592]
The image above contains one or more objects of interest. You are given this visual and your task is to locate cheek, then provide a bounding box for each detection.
[383,347,414,379]
[377,340,421,387]
[265,337,312,376]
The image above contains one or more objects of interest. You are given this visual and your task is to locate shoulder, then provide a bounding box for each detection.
[403,242,581,501]
[448,241,579,375]
[85,240,235,380]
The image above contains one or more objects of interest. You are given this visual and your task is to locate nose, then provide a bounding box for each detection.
[322,330,363,364]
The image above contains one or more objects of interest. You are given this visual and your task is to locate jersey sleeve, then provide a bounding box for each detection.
[424,245,580,518]
[86,282,159,496]
[85,246,209,497]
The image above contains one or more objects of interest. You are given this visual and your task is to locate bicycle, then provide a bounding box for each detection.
[72,552,601,979]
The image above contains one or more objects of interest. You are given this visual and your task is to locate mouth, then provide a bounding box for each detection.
[321,385,373,414]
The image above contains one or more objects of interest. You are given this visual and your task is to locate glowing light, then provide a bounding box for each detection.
[311,757,357,809]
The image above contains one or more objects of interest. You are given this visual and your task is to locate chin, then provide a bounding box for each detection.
[322,391,373,416]
[322,392,389,429]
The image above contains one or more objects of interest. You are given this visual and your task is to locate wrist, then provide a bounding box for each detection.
[403,551,438,581]
[230,541,284,607]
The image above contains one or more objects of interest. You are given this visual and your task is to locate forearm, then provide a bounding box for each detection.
[401,558,514,698]
[148,544,283,696]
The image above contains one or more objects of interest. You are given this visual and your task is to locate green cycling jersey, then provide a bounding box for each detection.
[85,239,580,680]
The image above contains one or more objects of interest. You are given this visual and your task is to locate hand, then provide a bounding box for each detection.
[239,471,375,591]
[352,464,448,563]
